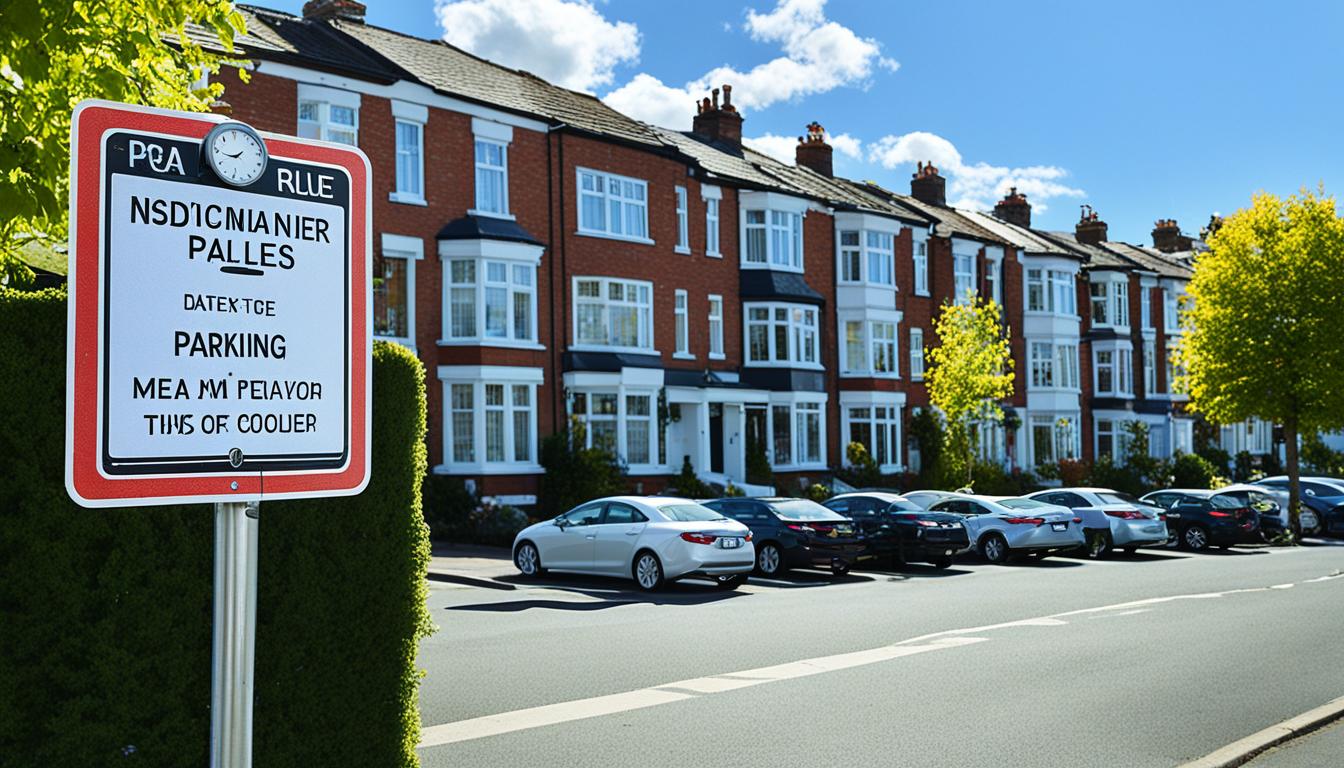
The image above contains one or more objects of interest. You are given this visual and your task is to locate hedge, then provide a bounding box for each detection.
[0,287,432,767]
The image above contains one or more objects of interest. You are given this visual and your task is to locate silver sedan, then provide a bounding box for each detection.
[928,494,1086,563]
[1024,487,1170,557]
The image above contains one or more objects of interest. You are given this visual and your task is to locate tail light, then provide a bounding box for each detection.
[1208,510,1233,518]
[1105,510,1148,520]
[744,531,753,542]
[1072,517,1082,524]
[914,519,940,527]
[681,532,717,545]
[786,523,815,533]
[1003,517,1045,525]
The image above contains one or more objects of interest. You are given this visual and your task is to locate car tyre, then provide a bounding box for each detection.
[1084,530,1111,559]
[714,574,747,591]
[831,560,851,576]
[633,551,664,592]
[1122,547,1138,556]
[756,542,786,576]
[514,541,545,577]
[1181,524,1210,551]
[980,533,1010,564]
[933,556,953,570]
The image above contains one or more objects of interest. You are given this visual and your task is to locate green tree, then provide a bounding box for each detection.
[0,0,246,284]
[1176,188,1344,531]
[925,294,1015,487]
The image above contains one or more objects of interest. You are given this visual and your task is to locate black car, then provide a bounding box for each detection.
[822,492,969,569]
[1139,488,1262,551]
[1254,476,1344,536]
[701,497,866,576]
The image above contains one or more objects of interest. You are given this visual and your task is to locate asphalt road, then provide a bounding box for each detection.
[417,542,1344,768]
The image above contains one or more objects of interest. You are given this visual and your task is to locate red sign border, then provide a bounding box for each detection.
[66,100,371,507]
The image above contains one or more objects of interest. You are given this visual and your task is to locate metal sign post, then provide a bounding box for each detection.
[210,501,259,768]
[65,101,372,765]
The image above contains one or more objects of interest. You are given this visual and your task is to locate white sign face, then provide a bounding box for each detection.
[104,173,347,469]
[67,102,371,507]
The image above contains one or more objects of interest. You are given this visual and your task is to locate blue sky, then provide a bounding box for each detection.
[265,0,1344,242]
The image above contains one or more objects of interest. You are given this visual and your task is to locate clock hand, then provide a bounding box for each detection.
[223,150,245,159]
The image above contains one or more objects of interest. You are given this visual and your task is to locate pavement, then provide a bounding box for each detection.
[1246,718,1344,767]
[418,540,1344,768]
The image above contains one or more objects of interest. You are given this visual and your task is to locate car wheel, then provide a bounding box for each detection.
[633,551,664,592]
[980,533,1010,564]
[1182,524,1210,551]
[1123,547,1137,556]
[831,560,851,576]
[714,574,747,591]
[1084,531,1111,559]
[514,541,545,576]
[756,543,785,576]
[933,556,953,570]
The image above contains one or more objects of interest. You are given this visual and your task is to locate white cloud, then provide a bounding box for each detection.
[435,0,640,92]
[605,0,898,129]
[744,130,864,165]
[868,131,1085,214]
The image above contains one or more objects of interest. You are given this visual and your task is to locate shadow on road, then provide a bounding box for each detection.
[446,573,750,612]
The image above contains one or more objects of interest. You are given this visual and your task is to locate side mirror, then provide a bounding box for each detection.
[553,517,567,529]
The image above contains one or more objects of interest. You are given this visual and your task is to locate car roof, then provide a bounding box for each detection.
[1149,489,1214,497]
[829,491,905,502]
[1216,483,1271,493]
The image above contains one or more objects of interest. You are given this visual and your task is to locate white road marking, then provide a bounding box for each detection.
[421,568,1342,749]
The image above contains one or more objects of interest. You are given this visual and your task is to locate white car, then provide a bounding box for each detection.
[1024,487,1170,557]
[927,494,1085,563]
[512,496,755,591]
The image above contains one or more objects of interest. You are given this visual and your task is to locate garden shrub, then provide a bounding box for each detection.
[422,472,477,541]
[745,435,773,486]
[538,417,625,518]
[0,288,432,767]
[1171,452,1219,489]
[971,460,1037,496]
[668,455,713,499]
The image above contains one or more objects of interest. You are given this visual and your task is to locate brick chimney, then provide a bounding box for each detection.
[794,121,833,177]
[992,186,1031,228]
[302,0,366,22]
[910,161,946,206]
[1075,204,1108,245]
[691,85,743,148]
[1151,218,1193,253]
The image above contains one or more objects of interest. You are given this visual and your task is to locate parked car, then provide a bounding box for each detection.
[1213,483,1287,540]
[926,495,1085,564]
[1138,489,1262,551]
[512,496,755,591]
[902,489,963,510]
[822,492,970,569]
[701,497,866,576]
[1252,476,1344,535]
[1023,487,1169,558]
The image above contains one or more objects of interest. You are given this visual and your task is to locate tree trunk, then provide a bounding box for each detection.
[1284,417,1300,538]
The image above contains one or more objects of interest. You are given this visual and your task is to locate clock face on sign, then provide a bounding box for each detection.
[203,122,268,186]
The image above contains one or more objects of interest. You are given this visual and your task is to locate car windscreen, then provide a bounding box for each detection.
[770,499,848,521]
[888,499,924,512]
[1210,494,1242,509]
[999,498,1047,510]
[658,503,727,522]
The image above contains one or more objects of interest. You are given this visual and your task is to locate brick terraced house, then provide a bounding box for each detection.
[193,1,1227,504]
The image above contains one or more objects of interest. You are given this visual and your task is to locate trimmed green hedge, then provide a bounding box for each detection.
[0,288,432,767]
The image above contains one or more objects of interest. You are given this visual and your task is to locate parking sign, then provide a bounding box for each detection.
[66,101,371,507]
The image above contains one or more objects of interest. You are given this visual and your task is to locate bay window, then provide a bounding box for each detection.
[1090,278,1130,328]
[1141,287,1152,329]
[444,257,536,344]
[1094,346,1133,396]
[986,258,1001,304]
[1097,418,1118,459]
[866,231,894,286]
[574,277,653,350]
[840,231,861,282]
[439,367,542,473]
[745,303,818,366]
[1027,269,1046,311]
[577,168,649,241]
[770,400,824,467]
[570,390,659,468]
[1164,289,1180,331]
[1030,414,1080,467]
[674,186,689,253]
[845,404,901,469]
[1057,344,1079,389]
[1027,269,1077,315]
[1095,350,1115,393]
[744,209,803,270]
[842,319,898,376]
[1030,342,1055,388]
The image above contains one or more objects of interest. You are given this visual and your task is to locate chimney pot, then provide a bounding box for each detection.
[1075,205,1108,245]
[910,159,946,206]
[302,0,366,22]
[992,186,1031,228]
[794,121,833,177]
[690,83,744,148]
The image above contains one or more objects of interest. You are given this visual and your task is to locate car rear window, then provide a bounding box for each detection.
[1097,492,1133,505]
[659,503,726,522]
[1000,498,1047,510]
[1210,494,1242,509]
[888,499,924,513]
[770,499,847,521]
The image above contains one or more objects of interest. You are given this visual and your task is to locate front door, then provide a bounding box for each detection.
[709,403,724,474]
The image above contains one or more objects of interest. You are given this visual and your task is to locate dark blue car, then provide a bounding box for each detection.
[1253,476,1344,536]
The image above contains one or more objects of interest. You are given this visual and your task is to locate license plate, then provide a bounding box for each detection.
[1051,523,1067,532]
[719,537,742,549]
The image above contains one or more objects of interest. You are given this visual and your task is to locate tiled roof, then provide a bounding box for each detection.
[959,210,1079,257]
[861,184,1007,244]
[743,150,930,224]
[651,129,792,191]
[1099,241,1193,279]
[330,19,666,147]
[1037,231,1133,269]
[226,6,406,83]
[437,215,543,245]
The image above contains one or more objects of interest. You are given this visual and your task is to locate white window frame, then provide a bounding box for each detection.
[865,230,895,287]
[1030,341,1056,389]
[1027,268,1078,316]
[742,209,804,271]
[374,233,422,350]
[389,100,427,205]
[440,252,540,348]
[953,245,977,303]
[913,239,929,296]
[568,388,661,472]
[768,395,828,470]
[576,167,652,244]
[1140,286,1152,330]
[702,185,722,257]
[571,276,654,353]
[1029,413,1081,467]
[745,302,820,368]
[297,85,360,146]
[1057,343,1079,390]
[674,186,690,254]
[909,328,924,381]
[985,254,1002,305]
[842,399,903,473]
[1089,275,1130,329]
[1164,288,1181,332]
[1144,340,1157,395]
[1093,343,1134,397]
[840,315,899,378]
[839,230,862,283]
[436,366,543,475]
[673,289,692,359]
[707,294,724,360]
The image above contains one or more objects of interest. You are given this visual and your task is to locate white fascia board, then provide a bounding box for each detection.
[297,82,361,108]
[951,237,983,256]
[438,238,544,264]
[257,61,549,133]
[833,211,905,234]
[839,390,907,407]
[437,365,545,383]
[391,99,428,123]
[1021,254,1081,273]
[381,232,425,258]
[562,368,665,389]
[768,391,828,405]
[739,190,811,214]
[700,184,722,201]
